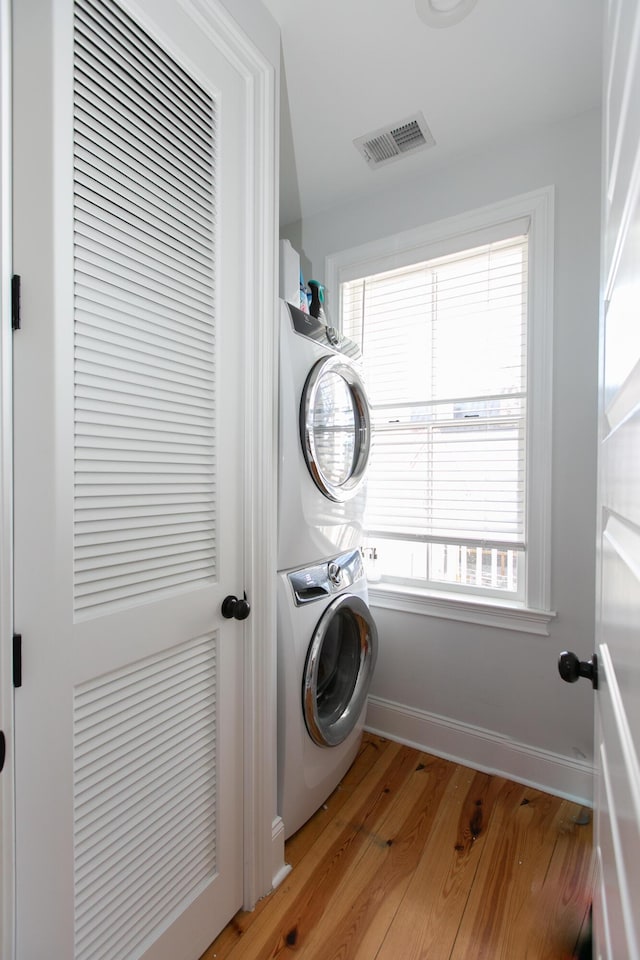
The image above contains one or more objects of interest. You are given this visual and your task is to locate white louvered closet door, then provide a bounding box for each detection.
[12,1,248,957]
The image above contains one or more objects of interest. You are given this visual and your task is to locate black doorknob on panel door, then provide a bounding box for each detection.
[558,651,598,690]
[221,592,251,621]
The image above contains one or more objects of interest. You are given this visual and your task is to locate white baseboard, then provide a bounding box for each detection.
[271,816,291,891]
[365,695,594,806]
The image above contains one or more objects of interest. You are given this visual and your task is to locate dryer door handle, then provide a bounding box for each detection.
[221,592,251,621]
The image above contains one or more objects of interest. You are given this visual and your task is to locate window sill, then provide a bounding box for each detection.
[367,582,556,636]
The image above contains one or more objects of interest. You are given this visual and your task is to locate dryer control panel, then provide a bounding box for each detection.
[288,549,364,605]
[286,302,360,360]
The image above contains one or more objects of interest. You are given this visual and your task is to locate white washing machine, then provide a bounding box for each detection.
[278,299,372,571]
[277,548,378,839]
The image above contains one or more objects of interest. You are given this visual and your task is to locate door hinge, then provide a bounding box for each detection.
[0,731,5,772]
[11,274,21,330]
[13,633,22,688]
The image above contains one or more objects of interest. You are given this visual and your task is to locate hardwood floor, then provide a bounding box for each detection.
[202,734,593,960]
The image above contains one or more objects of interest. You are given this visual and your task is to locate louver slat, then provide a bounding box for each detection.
[77,0,211,126]
[73,298,214,353]
[73,0,217,617]
[75,268,214,327]
[74,32,212,153]
[73,635,217,960]
[74,159,212,245]
[75,213,214,287]
[74,102,212,202]
[75,245,213,309]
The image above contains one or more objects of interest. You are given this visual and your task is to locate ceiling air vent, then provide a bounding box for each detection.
[354,112,435,169]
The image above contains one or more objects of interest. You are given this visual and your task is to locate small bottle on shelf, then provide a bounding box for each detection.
[308,280,327,323]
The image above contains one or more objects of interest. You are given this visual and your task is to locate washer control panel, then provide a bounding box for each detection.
[288,549,364,605]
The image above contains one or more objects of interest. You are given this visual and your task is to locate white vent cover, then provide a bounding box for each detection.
[354,112,435,169]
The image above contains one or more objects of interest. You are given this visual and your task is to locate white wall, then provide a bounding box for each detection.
[223,0,280,65]
[0,1,13,953]
[283,109,601,802]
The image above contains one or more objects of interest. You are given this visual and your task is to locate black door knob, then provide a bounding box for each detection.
[558,651,598,689]
[221,592,251,621]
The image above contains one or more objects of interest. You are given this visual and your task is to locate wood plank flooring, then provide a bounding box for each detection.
[201,734,593,960]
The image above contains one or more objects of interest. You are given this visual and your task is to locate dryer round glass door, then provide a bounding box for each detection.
[302,593,378,747]
[300,355,371,502]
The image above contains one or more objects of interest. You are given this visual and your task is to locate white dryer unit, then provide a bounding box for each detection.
[278,300,372,571]
[277,548,378,839]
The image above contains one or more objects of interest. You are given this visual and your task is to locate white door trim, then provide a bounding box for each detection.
[0,0,14,955]
[241,38,282,914]
[172,0,281,909]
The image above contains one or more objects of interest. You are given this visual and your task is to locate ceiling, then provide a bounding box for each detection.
[261,0,604,227]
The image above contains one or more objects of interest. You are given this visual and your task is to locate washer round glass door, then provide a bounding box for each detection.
[300,355,371,502]
[303,593,378,747]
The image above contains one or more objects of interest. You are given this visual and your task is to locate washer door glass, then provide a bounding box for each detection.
[303,594,378,747]
[300,356,371,502]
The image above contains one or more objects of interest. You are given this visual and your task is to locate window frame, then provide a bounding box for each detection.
[325,188,555,634]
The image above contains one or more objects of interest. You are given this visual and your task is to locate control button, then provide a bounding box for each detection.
[328,562,342,586]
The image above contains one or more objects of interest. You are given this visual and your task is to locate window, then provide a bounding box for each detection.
[326,189,554,632]
[342,235,527,599]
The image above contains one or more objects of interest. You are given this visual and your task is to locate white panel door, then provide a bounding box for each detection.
[594,0,640,956]
[12,0,249,957]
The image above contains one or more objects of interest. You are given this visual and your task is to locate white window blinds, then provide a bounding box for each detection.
[341,234,528,553]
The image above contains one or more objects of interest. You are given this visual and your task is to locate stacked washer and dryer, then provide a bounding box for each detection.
[277,299,378,839]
